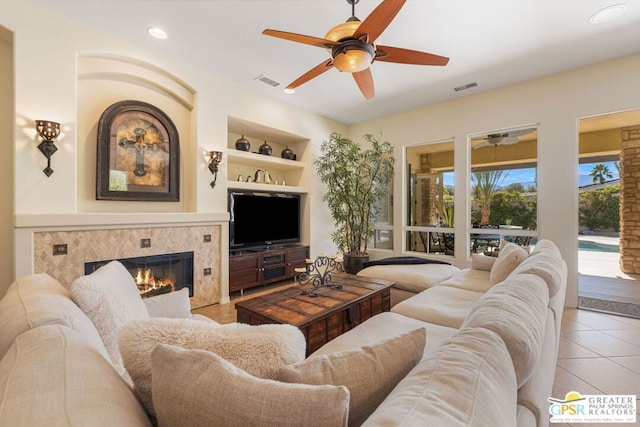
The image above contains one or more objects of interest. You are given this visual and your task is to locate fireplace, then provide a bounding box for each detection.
[85,252,194,299]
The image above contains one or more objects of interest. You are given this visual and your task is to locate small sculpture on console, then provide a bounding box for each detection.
[295,253,344,297]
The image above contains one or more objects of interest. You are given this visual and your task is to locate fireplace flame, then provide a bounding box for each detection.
[135,268,175,297]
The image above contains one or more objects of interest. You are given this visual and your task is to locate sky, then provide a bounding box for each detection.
[443,161,619,188]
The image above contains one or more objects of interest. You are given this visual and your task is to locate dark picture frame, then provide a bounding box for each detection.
[96,100,180,201]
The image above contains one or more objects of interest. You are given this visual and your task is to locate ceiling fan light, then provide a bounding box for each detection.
[333,48,372,73]
[325,21,361,42]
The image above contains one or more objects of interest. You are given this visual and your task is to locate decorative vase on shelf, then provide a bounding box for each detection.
[258,141,272,156]
[235,135,250,151]
[281,146,294,160]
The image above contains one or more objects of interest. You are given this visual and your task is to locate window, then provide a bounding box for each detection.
[405,140,455,255]
[373,181,393,249]
[469,127,538,256]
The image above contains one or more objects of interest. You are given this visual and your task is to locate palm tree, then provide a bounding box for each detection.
[472,170,506,225]
[589,163,613,184]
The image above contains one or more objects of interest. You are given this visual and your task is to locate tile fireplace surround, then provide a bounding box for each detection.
[14,213,230,309]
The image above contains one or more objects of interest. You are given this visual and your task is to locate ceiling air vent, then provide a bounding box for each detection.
[454,82,478,92]
[255,74,281,87]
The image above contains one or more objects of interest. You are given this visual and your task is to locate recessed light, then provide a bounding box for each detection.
[284,88,295,94]
[589,4,628,24]
[147,27,168,40]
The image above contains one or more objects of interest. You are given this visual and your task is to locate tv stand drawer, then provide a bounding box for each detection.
[228,246,309,293]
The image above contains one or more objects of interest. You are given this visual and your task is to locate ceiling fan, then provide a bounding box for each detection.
[262,0,449,100]
[472,128,537,150]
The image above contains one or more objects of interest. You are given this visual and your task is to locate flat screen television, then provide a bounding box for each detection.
[228,191,301,250]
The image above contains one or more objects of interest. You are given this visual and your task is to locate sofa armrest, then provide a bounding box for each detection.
[143,288,192,318]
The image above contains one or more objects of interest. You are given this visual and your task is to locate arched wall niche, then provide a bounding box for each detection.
[76,54,197,213]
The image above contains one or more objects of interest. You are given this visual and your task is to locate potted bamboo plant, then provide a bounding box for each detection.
[315,132,394,274]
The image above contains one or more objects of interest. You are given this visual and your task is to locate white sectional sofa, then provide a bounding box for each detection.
[0,239,566,427]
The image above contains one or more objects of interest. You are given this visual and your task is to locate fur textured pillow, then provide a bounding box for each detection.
[151,344,350,427]
[277,328,426,427]
[119,318,306,417]
[489,242,529,285]
[69,261,149,377]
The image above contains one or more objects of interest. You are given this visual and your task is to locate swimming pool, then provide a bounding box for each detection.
[578,240,619,253]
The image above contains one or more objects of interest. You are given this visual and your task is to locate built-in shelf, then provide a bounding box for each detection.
[226,149,304,170]
[227,181,307,194]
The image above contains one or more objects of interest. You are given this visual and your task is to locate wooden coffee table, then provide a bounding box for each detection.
[235,273,395,355]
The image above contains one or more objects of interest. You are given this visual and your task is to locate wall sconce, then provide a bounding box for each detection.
[208,151,223,188]
[35,120,61,177]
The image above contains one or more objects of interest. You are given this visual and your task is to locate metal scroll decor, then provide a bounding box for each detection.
[295,254,344,297]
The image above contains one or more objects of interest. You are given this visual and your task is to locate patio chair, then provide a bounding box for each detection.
[442,233,455,255]
[473,224,500,254]
[419,231,444,253]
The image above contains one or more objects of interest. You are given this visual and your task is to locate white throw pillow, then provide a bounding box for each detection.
[69,261,149,376]
[143,287,192,318]
[119,318,306,417]
[277,328,426,427]
[489,242,529,285]
[151,344,350,427]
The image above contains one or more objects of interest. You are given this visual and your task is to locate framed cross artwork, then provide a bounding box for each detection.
[96,100,180,201]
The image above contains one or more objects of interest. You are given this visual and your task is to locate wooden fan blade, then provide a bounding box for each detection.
[354,0,406,43]
[286,60,334,90]
[262,29,339,49]
[375,45,449,66]
[353,68,375,100]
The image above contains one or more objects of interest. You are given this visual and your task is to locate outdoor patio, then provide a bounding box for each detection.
[578,234,640,318]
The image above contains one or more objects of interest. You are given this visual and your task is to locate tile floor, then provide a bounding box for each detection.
[553,308,640,426]
[194,287,640,427]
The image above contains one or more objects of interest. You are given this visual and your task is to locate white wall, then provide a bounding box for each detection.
[348,54,640,307]
[0,26,14,296]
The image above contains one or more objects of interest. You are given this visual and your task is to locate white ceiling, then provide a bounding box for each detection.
[32,0,640,125]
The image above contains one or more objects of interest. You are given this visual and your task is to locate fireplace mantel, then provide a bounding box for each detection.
[15,212,230,308]
[15,212,229,229]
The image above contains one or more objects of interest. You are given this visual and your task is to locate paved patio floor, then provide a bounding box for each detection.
[578,234,640,317]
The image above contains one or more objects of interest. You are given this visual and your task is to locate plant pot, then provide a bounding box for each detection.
[342,253,369,275]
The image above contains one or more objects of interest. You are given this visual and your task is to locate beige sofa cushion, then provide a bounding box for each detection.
[151,344,350,427]
[0,324,151,427]
[489,242,529,285]
[363,327,517,427]
[509,240,566,297]
[0,273,110,363]
[69,261,150,377]
[471,253,497,271]
[311,312,456,359]
[436,268,492,293]
[358,263,460,293]
[392,286,484,328]
[461,273,549,387]
[278,328,425,427]
[119,317,306,417]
